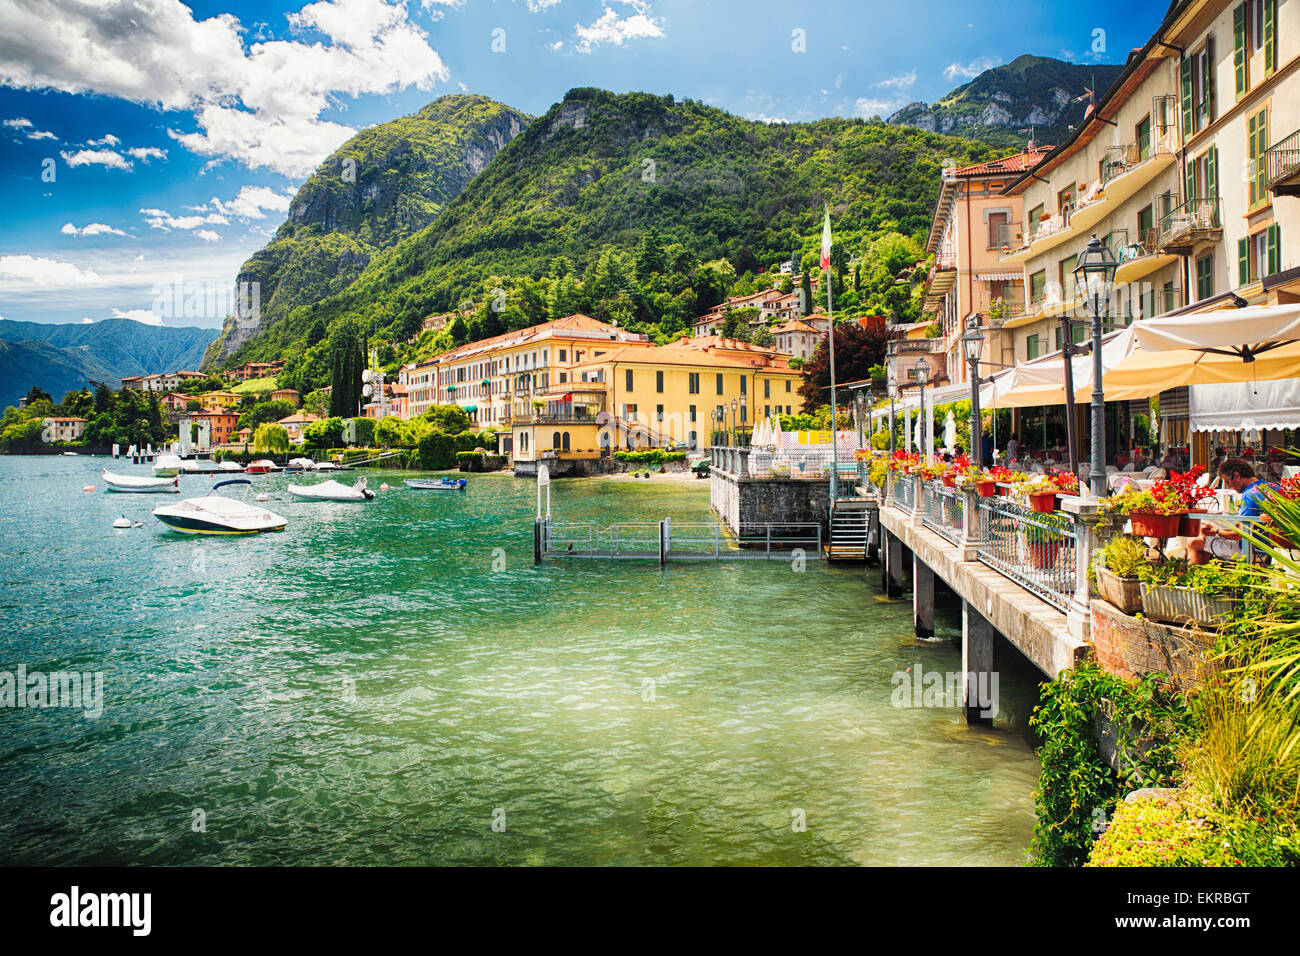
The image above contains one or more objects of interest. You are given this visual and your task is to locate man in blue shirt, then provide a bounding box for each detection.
[1218,458,1275,517]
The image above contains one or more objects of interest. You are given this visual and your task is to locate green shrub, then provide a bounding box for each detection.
[1086,798,1241,867]
[613,449,686,465]
[417,431,455,469]
[1099,535,1148,579]
[351,417,375,447]
[453,429,483,453]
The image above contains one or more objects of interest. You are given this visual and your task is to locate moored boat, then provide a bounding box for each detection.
[245,459,276,475]
[152,479,287,535]
[287,477,375,502]
[153,454,184,476]
[404,477,467,491]
[102,469,181,494]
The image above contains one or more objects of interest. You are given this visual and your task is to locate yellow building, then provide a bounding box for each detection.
[506,335,805,473]
[198,390,242,409]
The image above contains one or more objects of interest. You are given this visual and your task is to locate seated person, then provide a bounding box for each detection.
[1187,458,1278,562]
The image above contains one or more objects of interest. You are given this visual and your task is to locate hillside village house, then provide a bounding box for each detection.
[270,388,300,407]
[42,417,86,442]
[277,412,321,443]
[771,318,822,360]
[198,390,243,409]
[988,0,1299,462]
[118,370,205,393]
[183,408,237,445]
[229,362,282,382]
[692,288,802,337]
[919,145,1053,383]
[161,392,201,416]
[505,334,804,473]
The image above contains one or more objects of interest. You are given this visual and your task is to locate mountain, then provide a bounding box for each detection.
[887,55,1126,149]
[220,87,1002,370]
[205,94,531,366]
[0,318,218,407]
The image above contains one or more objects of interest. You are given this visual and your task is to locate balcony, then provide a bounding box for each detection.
[888,338,944,355]
[1157,197,1221,253]
[991,220,1025,253]
[1112,226,1179,286]
[1264,127,1300,198]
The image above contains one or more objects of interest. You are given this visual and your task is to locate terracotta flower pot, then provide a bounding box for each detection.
[1028,491,1058,514]
[1026,540,1061,570]
[941,475,956,488]
[1177,512,1203,537]
[976,480,997,498]
[1130,511,1182,539]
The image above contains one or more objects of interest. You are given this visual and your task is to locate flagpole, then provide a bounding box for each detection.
[824,207,839,502]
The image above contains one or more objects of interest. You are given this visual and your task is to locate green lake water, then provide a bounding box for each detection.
[0,455,1042,865]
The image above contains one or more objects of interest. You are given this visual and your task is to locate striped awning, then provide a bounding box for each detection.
[976,272,1024,282]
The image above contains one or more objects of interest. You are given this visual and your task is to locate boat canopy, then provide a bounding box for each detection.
[213,478,252,489]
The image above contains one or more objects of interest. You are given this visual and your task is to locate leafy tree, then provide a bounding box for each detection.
[24,386,51,405]
[421,404,471,435]
[417,431,455,469]
[253,423,289,455]
[798,321,889,408]
[237,399,294,432]
[303,416,346,448]
[800,272,813,316]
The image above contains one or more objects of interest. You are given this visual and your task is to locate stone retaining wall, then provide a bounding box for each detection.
[1089,599,1216,690]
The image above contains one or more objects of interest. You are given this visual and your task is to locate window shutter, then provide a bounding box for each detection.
[1248,112,1259,206]
[1180,56,1194,136]
[1234,4,1247,96]
[1238,237,1250,286]
[1203,35,1215,124]
[1185,158,1196,205]
[1264,0,1276,75]
[1207,145,1219,226]
[1267,224,1281,277]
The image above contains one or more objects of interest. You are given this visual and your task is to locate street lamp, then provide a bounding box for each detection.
[886,371,898,456]
[961,315,985,467]
[1073,233,1118,497]
[914,357,931,458]
[710,408,718,447]
[730,398,739,446]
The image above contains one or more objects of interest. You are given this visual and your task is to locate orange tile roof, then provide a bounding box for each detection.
[951,145,1053,177]
[772,320,821,334]
[416,314,644,367]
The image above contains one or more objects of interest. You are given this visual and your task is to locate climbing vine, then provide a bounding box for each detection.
[1028,660,1193,867]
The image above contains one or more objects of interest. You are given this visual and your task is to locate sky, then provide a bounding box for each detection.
[0,0,1171,330]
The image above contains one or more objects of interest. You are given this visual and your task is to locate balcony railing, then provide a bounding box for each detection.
[991,220,1024,251]
[889,339,944,354]
[975,496,1080,615]
[1158,197,1221,250]
[921,480,964,545]
[1264,127,1300,197]
[1101,144,1141,186]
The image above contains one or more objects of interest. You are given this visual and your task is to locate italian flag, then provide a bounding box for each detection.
[819,204,832,271]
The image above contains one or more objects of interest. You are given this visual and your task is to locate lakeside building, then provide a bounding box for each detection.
[919,145,1054,384]
[229,362,283,382]
[183,408,237,445]
[980,0,1299,459]
[277,412,321,443]
[504,335,804,472]
[198,390,243,409]
[270,388,300,407]
[118,370,206,393]
[161,392,200,417]
[42,417,86,441]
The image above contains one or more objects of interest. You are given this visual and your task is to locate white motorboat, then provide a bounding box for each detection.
[218,460,243,472]
[285,457,315,474]
[313,461,340,471]
[102,469,181,494]
[152,478,287,535]
[153,454,184,476]
[245,459,276,475]
[287,477,375,502]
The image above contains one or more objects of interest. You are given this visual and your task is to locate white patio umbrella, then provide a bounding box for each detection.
[1130,302,1300,359]
[770,416,783,448]
[755,418,770,447]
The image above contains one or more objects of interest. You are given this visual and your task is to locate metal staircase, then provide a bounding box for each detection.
[827,500,877,561]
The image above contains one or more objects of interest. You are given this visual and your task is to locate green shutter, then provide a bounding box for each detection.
[1264,0,1276,75]
[1234,4,1247,96]
[1266,224,1281,277]
[1207,145,1219,226]
[1185,158,1196,205]
[1248,112,1259,207]
[1238,237,1250,286]
[1203,35,1215,124]
[1181,56,1194,137]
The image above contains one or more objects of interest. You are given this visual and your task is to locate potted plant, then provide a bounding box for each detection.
[1021,513,1069,570]
[1017,470,1078,513]
[987,465,1025,497]
[1097,485,1186,538]
[1136,559,1246,628]
[1093,534,1147,614]
[1163,466,1218,536]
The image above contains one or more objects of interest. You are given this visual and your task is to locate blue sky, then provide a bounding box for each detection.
[0,0,1169,329]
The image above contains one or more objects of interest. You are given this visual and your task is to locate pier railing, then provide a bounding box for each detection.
[893,473,916,514]
[711,446,859,482]
[540,517,823,561]
[921,480,964,546]
[975,495,1081,615]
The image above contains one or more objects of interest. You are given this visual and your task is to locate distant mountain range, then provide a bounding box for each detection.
[886,55,1126,149]
[0,319,218,408]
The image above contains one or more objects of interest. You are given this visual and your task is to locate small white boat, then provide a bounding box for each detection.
[405,477,467,491]
[287,477,375,502]
[285,457,315,474]
[152,479,287,535]
[245,459,275,475]
[63,451,79,456]
[153,454,184,476]
[218,460,243,472]
[103,469,181,494]
[313,461,341,472]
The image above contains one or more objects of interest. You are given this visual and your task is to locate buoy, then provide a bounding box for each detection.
[379,483,389,491]
[84,485,94,492]
[112,515,131,529]
[256,492,270,502]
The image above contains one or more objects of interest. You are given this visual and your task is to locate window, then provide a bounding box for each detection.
[1248,107,1269,208]
[559,349,567,362]
[656,370,664,393]
[689,404,696,423]
[625,368,634,392]
[1028,203,1045,238]
[1182,41,1214,136]
[987,210,1008,248]
[624,403,637,421]
[656,404,664,421]
[716,373,724,395]
[562,432,570,452]
[552,431,561,449]
[1057,185,1075,217]
[764,405,771,419]
[1026,335,1041,360]
[740,377,747,395]
[689,430,697,449]
[688,372,699,394]
[560,372,567,383]
[1030,270,1047,303]
[1137,204,1155,246]
[1196,253,1214,301]
[1239,224,1282,283]
[740,405,747,423]
[785,380,791,392]
[1136,116,1152,161]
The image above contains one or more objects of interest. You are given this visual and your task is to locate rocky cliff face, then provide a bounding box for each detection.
[887,55,1124,149]
[206,95,530,366]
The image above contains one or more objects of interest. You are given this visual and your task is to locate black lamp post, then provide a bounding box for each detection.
[1073,233,1118,497]
[914,357,930,457]
[886,371,898,456]
[962,315,985,467]
[710,408,718,447]
[730,398,738,446]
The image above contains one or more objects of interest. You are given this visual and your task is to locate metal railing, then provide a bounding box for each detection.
[1264,127,1300,191]
[893,474,915,514]
[1101,143,1141,185]
[921,480,964,545]
[747,449,858,481]
[976,497,1080,614]
[991,220,1024,251]
[1158,196,1221,247]
[540,518,823,560]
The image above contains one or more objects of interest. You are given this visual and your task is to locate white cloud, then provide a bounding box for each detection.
[855,97,902,118]
[59,148,132,170]
[210,185,293,220]
[195,229,221,242]
[62,222,128,237]
[749,114,789,125]
[27,129,57,140]
[523,0,562,10]
[548,40,563,52]
[574,5,665,54]
[111,307,163,326]
[81,316,94,324]
[943,57,1001,82]
[87,133,121,146]
[3,117,33,128]
[127,146,167,162]
[875,71,916,90]
[1,0,450,178]
[0,255,104,290]
[139,207,230,231]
